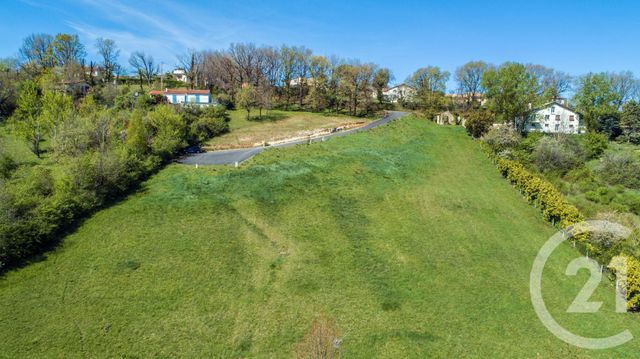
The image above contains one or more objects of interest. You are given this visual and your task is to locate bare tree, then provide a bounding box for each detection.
[178,49,203,89]
[455,61,489,107]
[129,51,159,90]
[229,43,258,86]
[526,64,572,100]
[294,47,312,106]
[201,50,240,100]
[95,38,119,83]
[19,33,55,69]
[609,71,639,109]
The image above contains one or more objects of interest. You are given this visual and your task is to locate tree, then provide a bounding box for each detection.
[482,62,539,128]
[408,66,449,111]
[609,71,639,109]
[455,61,489,107]
[525,64,572,101]
[41,90,73,150]
[52,33,85,67]
[280,45,298,110]
[0,58,19,119]
[11,80,45,156]
[573,73,620,131]
[18,33,55,69]
[294,47,312,107]
[373,68,392,104]
[147,105,186,159]
[95,38,119,83]
[178,49,202,89]
[236,84,257,119]
[621,100,640,136]
[129,52,159,90]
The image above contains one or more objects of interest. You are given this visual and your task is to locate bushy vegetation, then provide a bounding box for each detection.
[596,153,640,189]
[0,80,229,270]
[532,136,584,174]
[482,127,640,310]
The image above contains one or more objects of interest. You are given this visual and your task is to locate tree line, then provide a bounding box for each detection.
[1,34,394,121]
[403,61,640,142]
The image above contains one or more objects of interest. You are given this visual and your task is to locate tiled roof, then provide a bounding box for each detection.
[149,89,210,95]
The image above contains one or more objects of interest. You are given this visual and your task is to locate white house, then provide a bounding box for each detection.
[149,88,211,105]
[172,69,188,82]
[518,101,584,134]
[289,77,314,86]
[382,84,416,103]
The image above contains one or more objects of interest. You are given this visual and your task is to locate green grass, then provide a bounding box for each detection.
[2,117,640,357]
[0,124,41,165]
[205,109,367,149]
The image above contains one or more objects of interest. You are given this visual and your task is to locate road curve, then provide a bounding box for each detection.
[178,111,409,165]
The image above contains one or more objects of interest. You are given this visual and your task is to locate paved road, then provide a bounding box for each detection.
[179,111,409,165]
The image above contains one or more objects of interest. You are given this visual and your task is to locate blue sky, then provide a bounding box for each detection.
[2,0,639,89]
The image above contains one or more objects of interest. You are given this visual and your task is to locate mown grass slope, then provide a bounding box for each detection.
[1,117,640,357]
[205,109,366,149]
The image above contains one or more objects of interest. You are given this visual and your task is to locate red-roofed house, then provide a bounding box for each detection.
[149,88,212,105]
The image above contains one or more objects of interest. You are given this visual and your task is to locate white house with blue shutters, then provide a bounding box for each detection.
[149,88,212,106]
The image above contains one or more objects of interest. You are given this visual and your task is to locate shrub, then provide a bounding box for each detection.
[181,105,230,144]
[295,314,342,359]
[483,126,521,151]
[596,153,640,189]
[0,151,16,179]
[495,157,583,227]
[464,110,494,138]
[609,255,640,311]
[582,132,608,159]
[533,136,584,173]
[147,105,186,160]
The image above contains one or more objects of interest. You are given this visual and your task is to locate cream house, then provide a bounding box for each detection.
[382,84,416,103]
[518,101,584,134]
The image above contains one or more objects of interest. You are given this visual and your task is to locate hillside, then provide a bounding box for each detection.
[1,116,639,357]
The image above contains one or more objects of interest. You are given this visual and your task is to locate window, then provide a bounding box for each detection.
[569,115,575,121]
[545,123,549,128]
[550,106,555,114]
[556,115,560,121]
[544,114,550,121]
[555,124,560,131]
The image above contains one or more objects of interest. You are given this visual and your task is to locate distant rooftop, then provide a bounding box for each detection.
[149,88,210,95]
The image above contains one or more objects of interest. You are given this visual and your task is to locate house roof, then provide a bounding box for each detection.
[385,83,416,91]
[529,100,577,114]
[149,88,210,95]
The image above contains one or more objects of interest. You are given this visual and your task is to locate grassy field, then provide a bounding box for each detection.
[204,109,367,149]
[2,117,640,357]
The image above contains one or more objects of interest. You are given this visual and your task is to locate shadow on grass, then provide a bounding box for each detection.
[247,112,290,122]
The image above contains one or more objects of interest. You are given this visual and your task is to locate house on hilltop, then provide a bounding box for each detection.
[172,69,188,82]
[382,84,416,103]
[517,100,585,134]
[149,88,212,105]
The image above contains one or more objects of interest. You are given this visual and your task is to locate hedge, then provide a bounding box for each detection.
[482,144,640,311]
[493,156,584,228]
